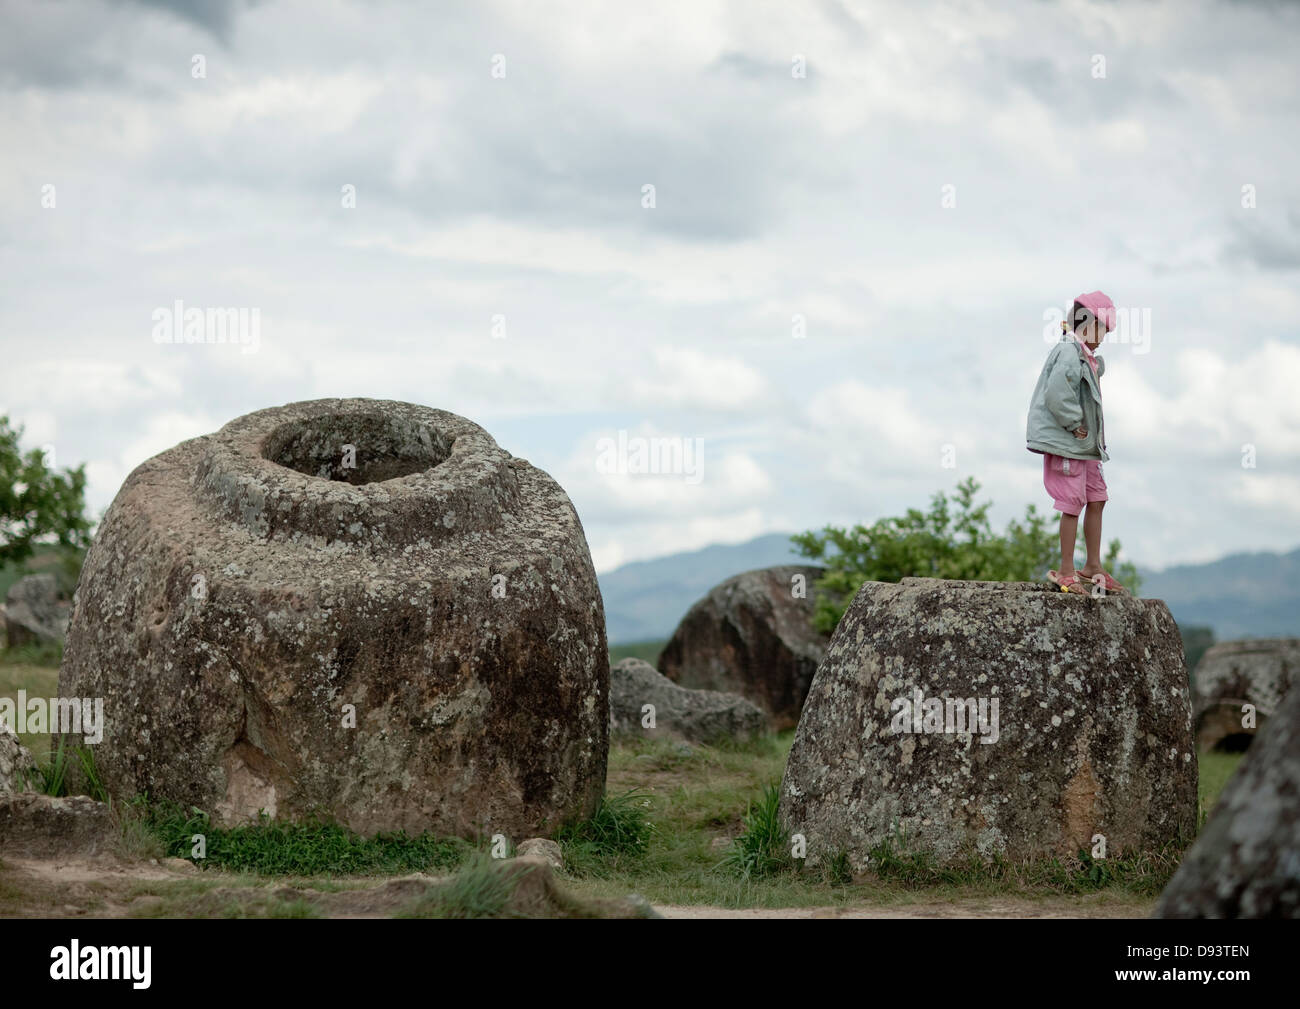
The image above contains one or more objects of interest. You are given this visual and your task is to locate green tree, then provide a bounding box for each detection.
[1180,625,1216,682]
[792,477,1141,634]
[0,415,92,570]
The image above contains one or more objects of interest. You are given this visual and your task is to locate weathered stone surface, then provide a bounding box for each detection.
[610,657,767,745]
[658,565,829,730]
[3,573,70,648]
[1156,683,1300,918]
[57,398,609,838]
[780,578,1197,869]
[1192,639,1299,752]
[516,837,564,870]
[0,793,115,856]
[0,722,37,796]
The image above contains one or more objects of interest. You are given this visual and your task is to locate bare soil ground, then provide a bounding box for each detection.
[657,896,1155,918]
[0,853,1156,918]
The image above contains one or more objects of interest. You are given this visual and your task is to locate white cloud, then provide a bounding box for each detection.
[561,422,772,523]
[0,0,1298,574]
[805,380,957,470]
[84,410,220,514]
[1106,340,1300,460]
[629,347,769,412]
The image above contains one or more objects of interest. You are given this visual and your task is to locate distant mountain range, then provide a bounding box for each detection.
[597,534,1300,645]
[598,534,805,644]
[1137,547,1300,642]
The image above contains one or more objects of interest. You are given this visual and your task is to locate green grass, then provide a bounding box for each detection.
[556,789,656,876]
[396,855,525,919]
[31,734,71,795]
[125,879,326,919]
[141,801,473,876]
[57,741,1247,911]
[864,829,1187,897]
[0,641,63,668]
[395,853,655,919]
[10,734,108,800]
[0,661,59,759]
[556,733,1244,910]
[608,639,667,666]
[0,632,1250,914]
[722,781,790,880]
[561,734,853,908]
[1197,751,1242,824]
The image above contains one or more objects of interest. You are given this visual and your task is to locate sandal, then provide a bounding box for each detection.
[1047,570,1085,592]
[1083,570,1129,595]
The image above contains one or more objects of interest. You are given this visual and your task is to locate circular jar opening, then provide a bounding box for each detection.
[262,413,450,485]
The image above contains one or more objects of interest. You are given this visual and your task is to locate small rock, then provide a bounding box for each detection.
[3,573,70,648]
[0,722,38,796]
[0,793,115,857]
[163,857,198,873]
[610,658,767,745]
[516,837,563,871]
[624,894,661,919]
[658,565,832,729]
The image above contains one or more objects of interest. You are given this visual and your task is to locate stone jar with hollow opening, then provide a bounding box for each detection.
[57,398,609,838]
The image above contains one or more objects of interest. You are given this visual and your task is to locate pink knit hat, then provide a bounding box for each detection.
[1074,290,1116,332]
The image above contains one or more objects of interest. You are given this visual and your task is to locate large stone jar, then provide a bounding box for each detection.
[58,399,609,838]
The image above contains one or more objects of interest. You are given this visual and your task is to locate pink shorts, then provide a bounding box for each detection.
[1042,454,1107,516]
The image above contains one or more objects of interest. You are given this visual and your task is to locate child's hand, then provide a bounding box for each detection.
[1072,426,1088,439]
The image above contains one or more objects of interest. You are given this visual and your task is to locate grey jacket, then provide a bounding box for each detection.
[1025,336,1108,462]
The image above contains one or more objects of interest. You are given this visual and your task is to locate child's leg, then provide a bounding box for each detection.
[1044,454,1085,577]
[1058,512,1079,576]
[1078,461,1109,577]
[1079,501,1105,575]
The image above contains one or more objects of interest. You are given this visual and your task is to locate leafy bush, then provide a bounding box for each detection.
[0,416,92,569]
[793,477,1140,633]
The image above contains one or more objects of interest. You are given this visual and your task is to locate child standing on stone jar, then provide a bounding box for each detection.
[1025,290,1128,594]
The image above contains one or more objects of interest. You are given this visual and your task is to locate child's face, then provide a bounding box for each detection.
[1077,314,1104,347]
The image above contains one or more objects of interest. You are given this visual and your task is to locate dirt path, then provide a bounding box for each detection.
[656,896,1154,918]
[0,854,1155,918]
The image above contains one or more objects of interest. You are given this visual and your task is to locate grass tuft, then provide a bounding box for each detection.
[722,781,791,880]
[397,855,522,919]
[32,735,70,796]
[0,641,63,668]
[24,737,107,800]
[142,801,472,876]
[557,789,656,877]
[865,827,1188,897]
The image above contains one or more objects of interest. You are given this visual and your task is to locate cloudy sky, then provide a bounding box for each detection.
[2,0,1298,573]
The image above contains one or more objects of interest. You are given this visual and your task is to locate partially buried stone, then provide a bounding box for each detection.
[609,657,767,745]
